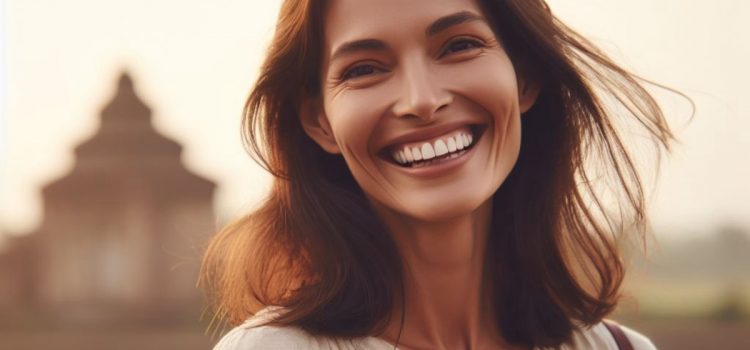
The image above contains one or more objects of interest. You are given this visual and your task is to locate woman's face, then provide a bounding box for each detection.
[304,0,538,222]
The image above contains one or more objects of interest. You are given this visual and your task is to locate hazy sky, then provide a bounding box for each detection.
[2,0,749,240]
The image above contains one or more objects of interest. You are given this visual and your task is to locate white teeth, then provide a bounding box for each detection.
[446,138,457,152]
[395,150,404,164]
[404,148,414,162]
[411,147,422,161]
[390,131,477,166]
[434,139,448,156]
[421,143,435,160]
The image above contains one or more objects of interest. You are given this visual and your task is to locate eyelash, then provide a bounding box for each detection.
[440,37,485,56]
[340,64,380,81]
[338,37,486,82]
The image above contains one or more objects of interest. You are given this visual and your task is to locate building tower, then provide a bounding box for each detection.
[28,72,216,325]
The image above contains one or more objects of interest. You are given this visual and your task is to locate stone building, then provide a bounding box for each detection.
[0,72,216,327]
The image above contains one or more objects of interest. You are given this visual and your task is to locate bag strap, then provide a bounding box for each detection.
[602,320,634,350]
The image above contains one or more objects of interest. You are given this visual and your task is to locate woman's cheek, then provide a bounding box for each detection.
[451,54,519,112]
[328,83,392,141]
[326,94,382,165]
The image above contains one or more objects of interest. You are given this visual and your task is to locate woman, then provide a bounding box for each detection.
[202,0,673,349]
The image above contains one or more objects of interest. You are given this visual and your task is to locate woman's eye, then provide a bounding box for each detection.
[341,64,379,81]
[442,38,484,55]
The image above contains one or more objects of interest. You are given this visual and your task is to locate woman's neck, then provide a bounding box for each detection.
[372,199,510,350]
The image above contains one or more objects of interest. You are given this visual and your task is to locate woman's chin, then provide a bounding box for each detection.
[393,194,491,224]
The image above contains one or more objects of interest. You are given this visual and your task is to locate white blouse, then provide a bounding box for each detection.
[213,307,657,350]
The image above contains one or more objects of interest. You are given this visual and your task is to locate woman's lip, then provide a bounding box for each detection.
[379,122,482,153]
[380,131,482,178]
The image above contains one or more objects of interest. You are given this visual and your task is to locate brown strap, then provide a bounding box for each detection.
[603,320,634,350]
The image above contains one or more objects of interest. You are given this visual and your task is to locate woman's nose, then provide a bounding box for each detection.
[391,59,452,121]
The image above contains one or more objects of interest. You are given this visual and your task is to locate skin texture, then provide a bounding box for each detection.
[301,0,539,349]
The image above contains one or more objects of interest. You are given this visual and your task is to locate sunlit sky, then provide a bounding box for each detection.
[2,0,749,240]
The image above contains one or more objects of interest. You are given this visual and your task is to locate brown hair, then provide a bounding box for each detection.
[200,0,674,347]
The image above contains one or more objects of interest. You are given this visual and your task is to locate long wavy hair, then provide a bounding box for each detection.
[200,0,674,347]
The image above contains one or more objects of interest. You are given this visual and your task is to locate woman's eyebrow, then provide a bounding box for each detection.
[330,39,388,62]
[426,11,486,37]
[329,11,486,63]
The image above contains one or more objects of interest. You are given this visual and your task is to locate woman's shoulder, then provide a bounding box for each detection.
[211,307,393,350]
[211,307,307,349]
[213,322,315,350]
[560,320,656,350]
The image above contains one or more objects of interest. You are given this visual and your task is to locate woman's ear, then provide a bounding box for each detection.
[299,97,341,154]
[518,78,541,114]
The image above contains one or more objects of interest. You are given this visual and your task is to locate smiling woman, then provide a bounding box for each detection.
[200,0,671,349]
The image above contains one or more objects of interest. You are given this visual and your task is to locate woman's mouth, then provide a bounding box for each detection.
[380,124,486,168]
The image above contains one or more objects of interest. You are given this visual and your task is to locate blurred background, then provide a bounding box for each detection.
[1,0,748,349]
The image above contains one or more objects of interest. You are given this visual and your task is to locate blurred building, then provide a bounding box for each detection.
[0,72,216,328]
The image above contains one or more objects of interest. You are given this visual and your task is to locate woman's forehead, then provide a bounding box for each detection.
[323,0,486,52]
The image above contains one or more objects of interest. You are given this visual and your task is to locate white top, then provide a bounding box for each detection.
[213,307,657,350]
